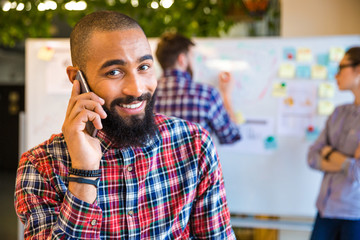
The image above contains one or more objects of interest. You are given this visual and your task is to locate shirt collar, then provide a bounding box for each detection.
[164,69,192,82]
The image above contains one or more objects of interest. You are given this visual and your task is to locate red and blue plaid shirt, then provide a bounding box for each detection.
[15,114,235,239]
[155,70,240,145]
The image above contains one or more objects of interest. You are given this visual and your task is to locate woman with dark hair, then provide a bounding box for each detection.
[308,47,360,240]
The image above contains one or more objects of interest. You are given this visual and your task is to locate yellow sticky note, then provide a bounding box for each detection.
[235,112,246,125]
[318,83,335,98]
[329,47,345,62]
[318,100,335,115]
[311,65,327,80]
[297,48,313,62]
[272,83,287,97]
[278,63,295,79]
[37,46,55,61]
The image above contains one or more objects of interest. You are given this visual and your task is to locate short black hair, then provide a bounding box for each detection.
[155,32,195,70]
[70,11,143,70]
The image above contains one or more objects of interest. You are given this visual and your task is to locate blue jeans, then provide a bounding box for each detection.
[310,213,360,240]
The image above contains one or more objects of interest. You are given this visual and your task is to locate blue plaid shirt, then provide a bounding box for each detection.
[155,70,240,144]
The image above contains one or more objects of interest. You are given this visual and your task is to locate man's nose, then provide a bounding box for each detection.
[122,73,144,98]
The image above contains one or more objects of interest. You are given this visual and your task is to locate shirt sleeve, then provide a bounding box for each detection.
[307,107,360,182]
[207,88,241,145]
[190,131,236,239]
[343,157,360,182]
[307,126,328,171]
[14,152,103,240]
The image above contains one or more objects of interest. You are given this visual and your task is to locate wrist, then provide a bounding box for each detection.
[68,176,100,188]
[69,167,101,177]
[324,148,336,161]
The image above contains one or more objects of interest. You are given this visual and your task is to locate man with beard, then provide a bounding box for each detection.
[14,11,235,239]
[155,33,241,144]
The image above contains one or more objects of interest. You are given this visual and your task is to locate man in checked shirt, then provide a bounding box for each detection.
[155,33,241,145]
[15,11,236,239]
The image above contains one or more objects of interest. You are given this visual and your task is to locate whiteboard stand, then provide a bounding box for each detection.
[231,215,314,232]
[17,111,25,240]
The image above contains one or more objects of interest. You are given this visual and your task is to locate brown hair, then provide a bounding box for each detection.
[346,47,360,66]
[155,32,195,70]
[70,11,142,70]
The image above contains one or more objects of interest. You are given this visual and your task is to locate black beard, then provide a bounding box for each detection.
[101,93,158,148]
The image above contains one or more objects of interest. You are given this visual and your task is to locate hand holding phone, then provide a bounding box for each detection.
[75,70,98,137]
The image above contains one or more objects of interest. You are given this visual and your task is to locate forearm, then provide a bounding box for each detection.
[15,158,102,239]
[320,150,347,172]
[68,178,98,204]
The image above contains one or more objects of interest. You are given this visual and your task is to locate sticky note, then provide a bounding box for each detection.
[306,126,320,141]
[318,100,335,115]
[264,136,277,149]
[317,53,329,66]
[329,47,345,62]
[296,65,311,79]
[235,112,246,125]
[318,83,335,98]
[297,48,313,62]
[311,65,327,80]
[283,47,296,60]
[272,82,287,97]
[37,46,55,61]
[278,63,295,79]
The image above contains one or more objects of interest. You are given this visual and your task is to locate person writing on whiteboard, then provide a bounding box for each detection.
[308,47,360,240]
[154,32,241,144]
[14,11,236,239]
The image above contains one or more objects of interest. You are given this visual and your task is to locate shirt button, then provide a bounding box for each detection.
[90,219,97,226]
[128,210,134,216]
[127,166,133,172]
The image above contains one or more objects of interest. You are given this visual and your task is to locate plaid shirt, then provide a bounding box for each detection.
[154,70,240,144]
[15,114,235,239]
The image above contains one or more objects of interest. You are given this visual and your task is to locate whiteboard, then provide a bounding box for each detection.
[26,35,360,218]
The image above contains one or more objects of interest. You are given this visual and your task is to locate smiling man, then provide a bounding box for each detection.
[14,11,235,239]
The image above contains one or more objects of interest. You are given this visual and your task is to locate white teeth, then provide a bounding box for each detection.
[121,102,142,109]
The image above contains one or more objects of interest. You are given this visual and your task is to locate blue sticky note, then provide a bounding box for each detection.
[283,47,296,60]
[306,127,320,141]
[264,136,277,149]
[317,53,329,66]
[327,65,338,81]
[296,65,311,79]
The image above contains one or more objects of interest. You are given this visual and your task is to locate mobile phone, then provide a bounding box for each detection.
[75,70,98,137]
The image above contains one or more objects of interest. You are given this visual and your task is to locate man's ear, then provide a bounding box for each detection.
[66,66,79,84]
[177,53,187,70]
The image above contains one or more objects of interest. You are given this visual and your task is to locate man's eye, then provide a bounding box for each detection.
[107,70,121,76]
[139,65,150,71]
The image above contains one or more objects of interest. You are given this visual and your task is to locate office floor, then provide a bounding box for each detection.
[0,170,18,240]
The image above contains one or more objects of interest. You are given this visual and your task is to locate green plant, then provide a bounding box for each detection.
[0,0,279,47]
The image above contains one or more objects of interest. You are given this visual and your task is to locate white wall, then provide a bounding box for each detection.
[281,0,360,37]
